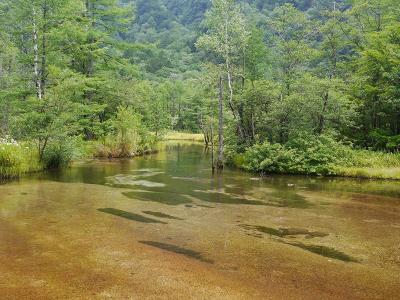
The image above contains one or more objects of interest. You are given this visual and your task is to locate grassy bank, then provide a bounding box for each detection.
[0,135,159,180]
[81,138,158,159]
[163,131,204,142]
[230,135,400,180]
[0,130,202,180]
[0,143,43,180]
[334,150,400,179]
[335,167,400,180]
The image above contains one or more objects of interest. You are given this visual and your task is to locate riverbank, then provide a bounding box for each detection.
[0,138,159,180]
[3,134,400,181]
[334,166,400,180]
[163,131,204,142]
[229,136,400,180]
[0,143,43,180]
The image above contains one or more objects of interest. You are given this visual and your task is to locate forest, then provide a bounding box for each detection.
[1,0,400,179]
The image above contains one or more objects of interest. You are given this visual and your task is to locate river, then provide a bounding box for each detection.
[1,142,399,299]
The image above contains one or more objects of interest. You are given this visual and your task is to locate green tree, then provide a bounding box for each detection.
[197,0,248,168]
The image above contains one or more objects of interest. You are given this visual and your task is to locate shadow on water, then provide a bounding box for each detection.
[239,224,355,262]
[142,211,184,220]
[269,191,312,208]
[139,241,213,263]
[192,191,267,206]
[122,191,192,205]
[240,224,328,239]
[283,241,359,263]
[98,208,167,224]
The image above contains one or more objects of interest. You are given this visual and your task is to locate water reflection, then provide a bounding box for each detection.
[29,143,400,202]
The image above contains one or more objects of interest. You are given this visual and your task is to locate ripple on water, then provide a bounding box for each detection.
[131,168,162,173]
[106,174,166,188]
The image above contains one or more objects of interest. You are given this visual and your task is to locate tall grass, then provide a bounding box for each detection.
[84,134,158,159]
[0,143,43,179]
[335,150,400,179]
[163,131,204,142]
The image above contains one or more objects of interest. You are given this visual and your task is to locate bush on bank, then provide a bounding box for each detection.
[0,107,160,179]
[231,134,400,178]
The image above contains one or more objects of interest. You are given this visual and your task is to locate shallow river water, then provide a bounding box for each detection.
[1,142,400,299]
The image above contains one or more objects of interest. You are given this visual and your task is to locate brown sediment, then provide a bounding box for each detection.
[1,143,400,299]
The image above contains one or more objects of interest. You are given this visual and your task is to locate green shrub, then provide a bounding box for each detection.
[241,142,304,174]
[238,134,354,176]
[234,133,400,178]
[286,134,353,175]
[42,139,74,169]
[86,106,159,158]
[113,106,143,157]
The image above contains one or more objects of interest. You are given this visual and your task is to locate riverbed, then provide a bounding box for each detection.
[1,142,399,299]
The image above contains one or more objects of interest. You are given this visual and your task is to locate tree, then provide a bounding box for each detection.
[267,3,314,142]
[196,0,248,168]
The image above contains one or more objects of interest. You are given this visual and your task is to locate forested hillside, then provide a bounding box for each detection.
[1,0,400,178]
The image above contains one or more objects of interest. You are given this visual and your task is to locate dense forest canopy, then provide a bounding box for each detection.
[0,0,399,175]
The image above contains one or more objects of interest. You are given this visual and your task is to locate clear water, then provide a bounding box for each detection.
[1,142,399,299]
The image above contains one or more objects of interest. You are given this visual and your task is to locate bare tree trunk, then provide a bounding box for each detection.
[32,6,42,99]
[210,120,215,172]
[199,110,209,148]
[85,0,94,76]
[318,91,329,134]
[40,0,48,97]
[251,111,255,139]
[216,76,224,169]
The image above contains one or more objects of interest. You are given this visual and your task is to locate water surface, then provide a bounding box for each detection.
[1,142,399,299]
